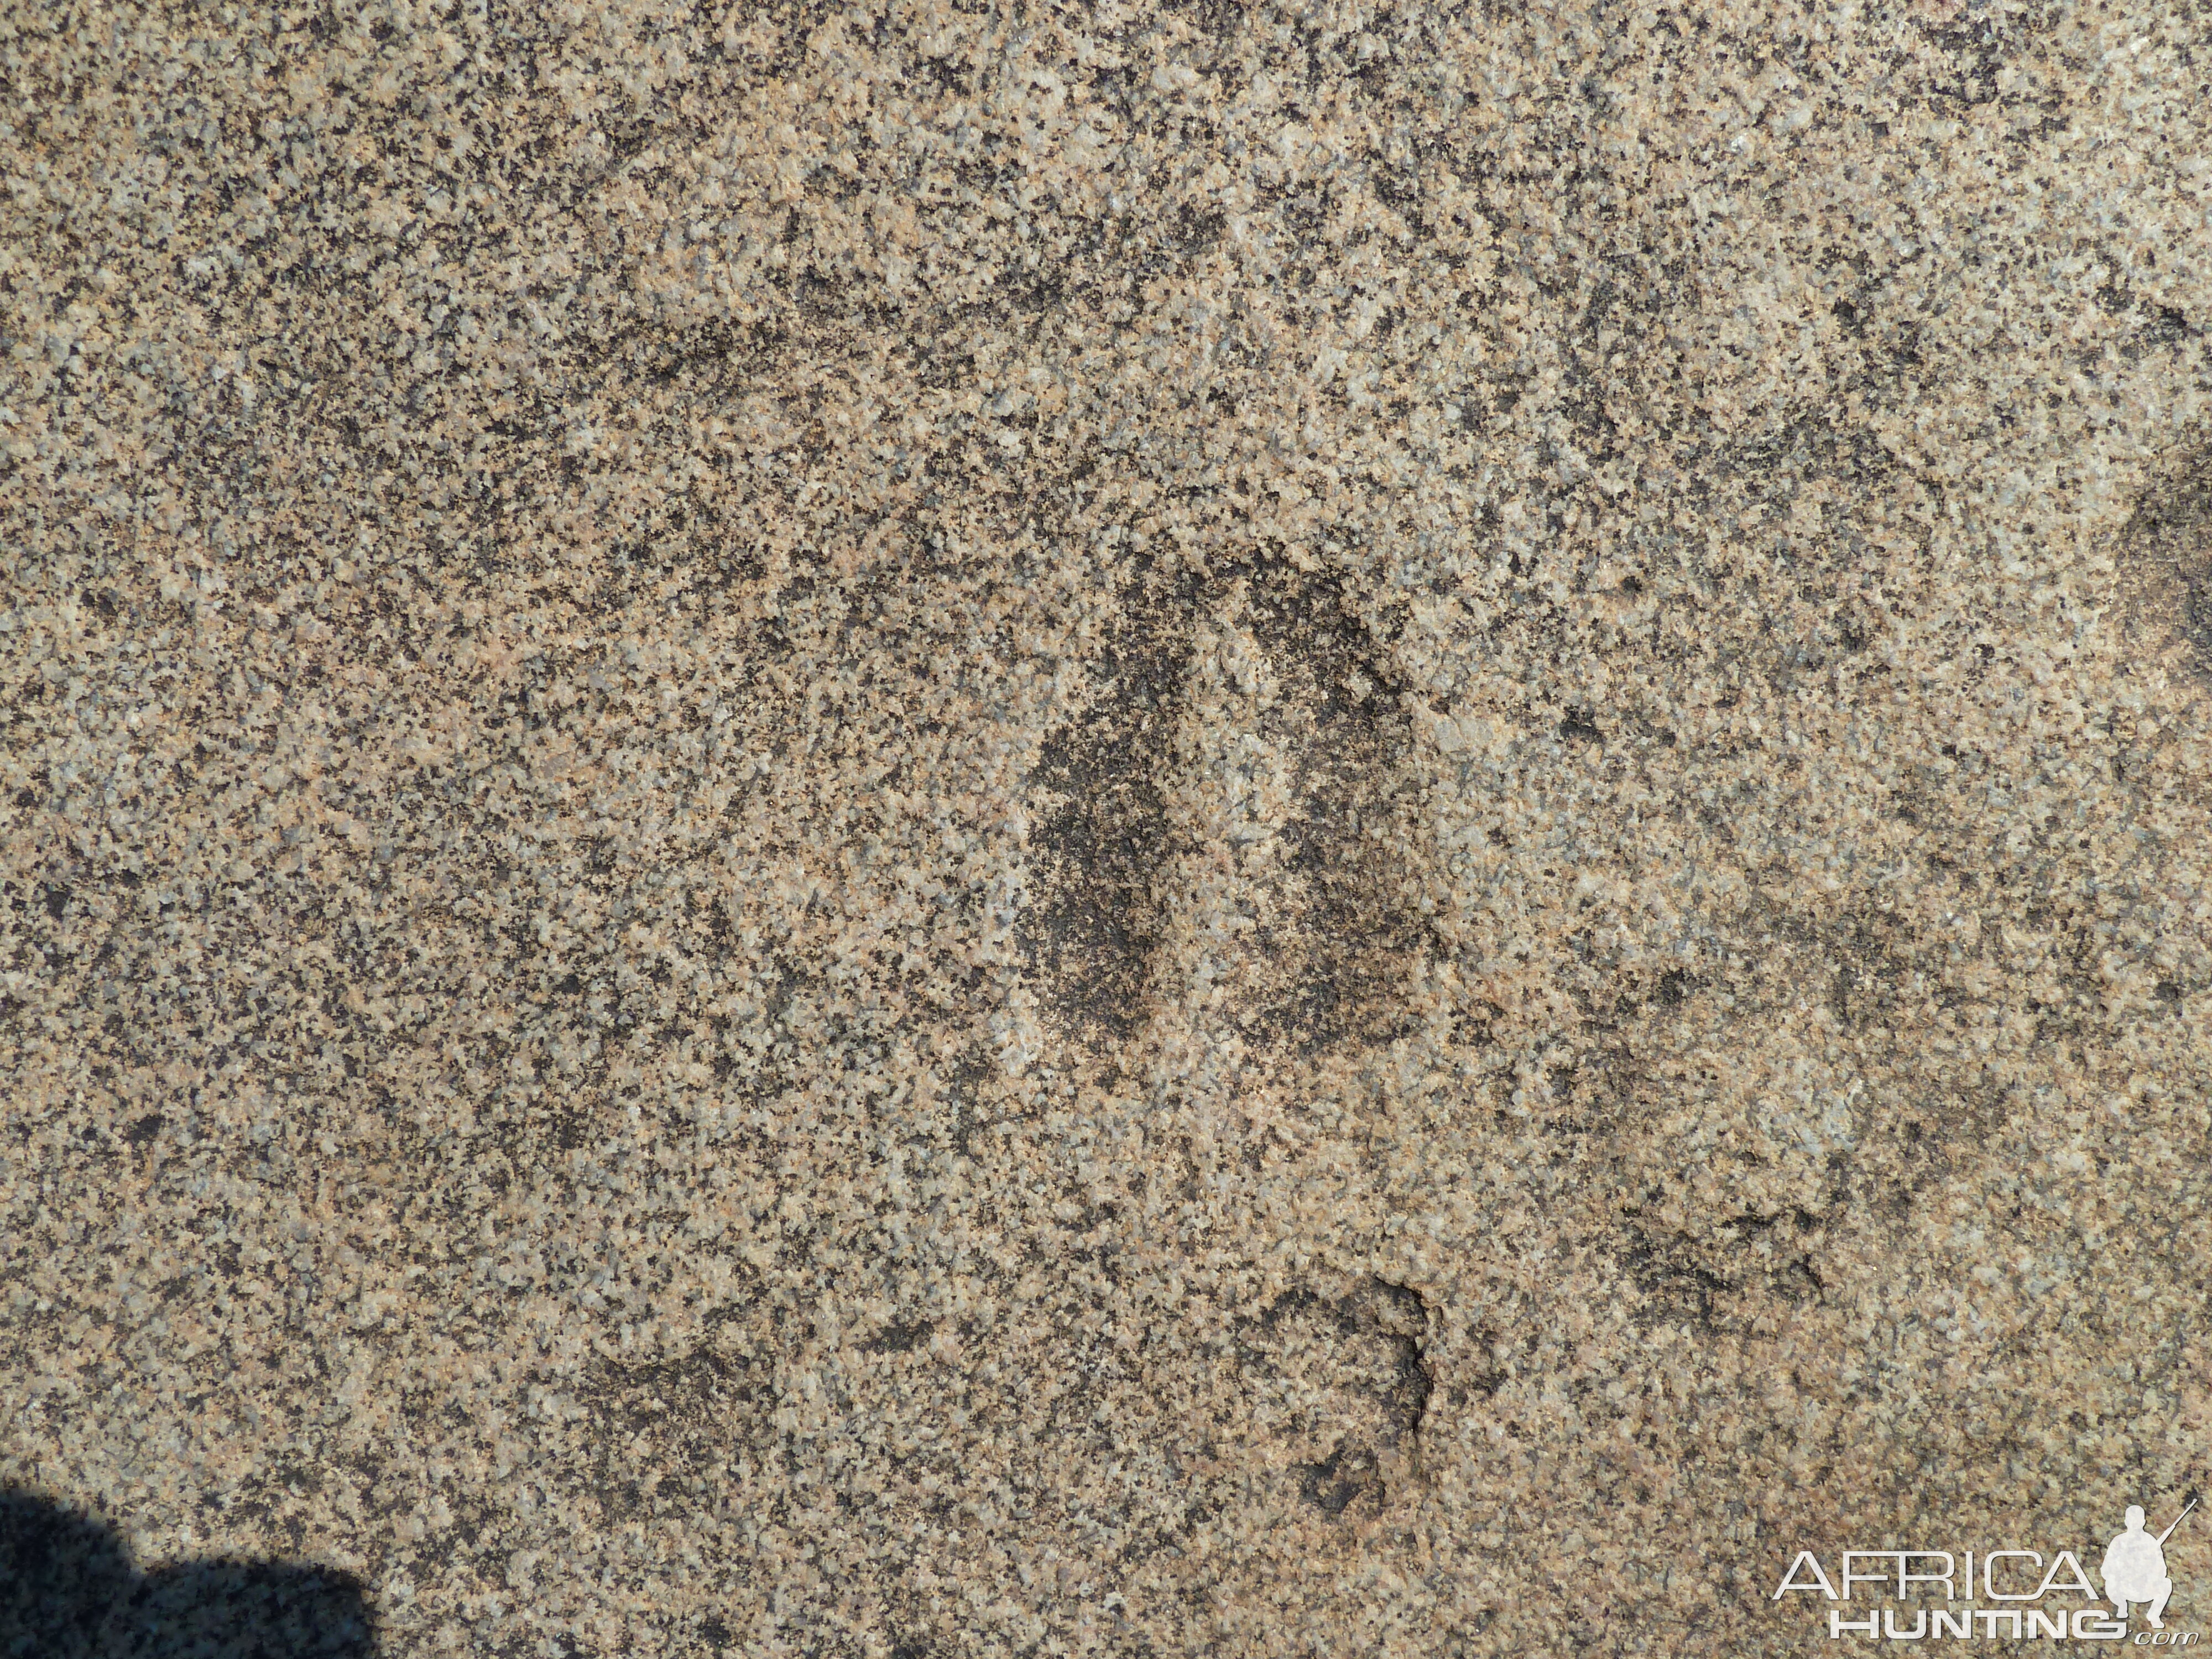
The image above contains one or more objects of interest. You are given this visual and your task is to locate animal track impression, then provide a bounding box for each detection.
[2119,450,2212,687]
[1238,1278,1435,1521]
[1022,558,1434,1066]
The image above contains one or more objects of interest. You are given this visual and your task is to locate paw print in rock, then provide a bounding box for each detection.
[577,1310,778,1522]
[1238,1279,1436,1523]
[1,1486,377,1658]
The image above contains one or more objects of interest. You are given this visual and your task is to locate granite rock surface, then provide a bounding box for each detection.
[4,1,2211,1654]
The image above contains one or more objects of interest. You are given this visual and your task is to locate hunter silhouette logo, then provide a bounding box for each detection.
[2106,1501,2193,1630]
[1774,1497,2200,1642]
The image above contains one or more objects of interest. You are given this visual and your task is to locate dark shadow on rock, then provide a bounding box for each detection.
[2,1488,377,1659]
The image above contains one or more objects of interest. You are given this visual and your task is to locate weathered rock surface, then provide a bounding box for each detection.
[4,2,2210,1653]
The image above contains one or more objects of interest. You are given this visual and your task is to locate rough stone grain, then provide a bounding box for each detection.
[4,2,2210,1655]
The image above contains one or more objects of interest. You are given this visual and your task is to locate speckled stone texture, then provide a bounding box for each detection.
[4,1,2211,1654]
